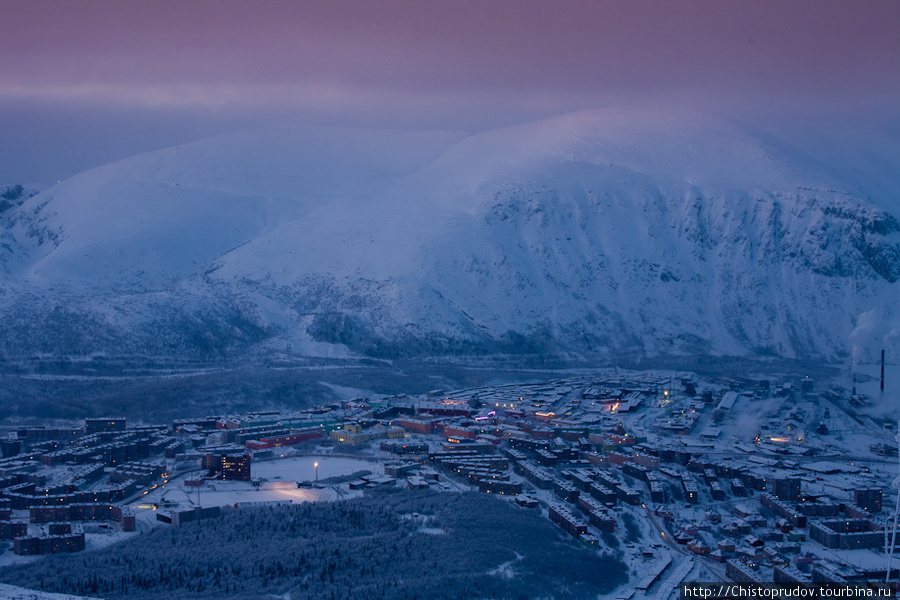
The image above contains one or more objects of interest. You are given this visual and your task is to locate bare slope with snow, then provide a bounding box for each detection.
[1,108,898,362]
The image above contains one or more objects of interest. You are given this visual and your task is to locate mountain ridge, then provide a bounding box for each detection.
[1,107,898,364]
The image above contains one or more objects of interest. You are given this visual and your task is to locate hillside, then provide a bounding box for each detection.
[1,107,898,365]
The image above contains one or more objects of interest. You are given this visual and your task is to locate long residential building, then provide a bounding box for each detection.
[549,504,588,538]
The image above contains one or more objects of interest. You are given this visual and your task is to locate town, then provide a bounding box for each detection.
[1,368,897,600]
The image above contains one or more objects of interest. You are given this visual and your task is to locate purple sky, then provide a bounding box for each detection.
[2,0,899,184]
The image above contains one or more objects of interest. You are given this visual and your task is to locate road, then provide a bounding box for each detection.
[642,505,729,582]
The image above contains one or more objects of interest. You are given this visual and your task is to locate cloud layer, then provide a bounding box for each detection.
[2,0,899,183]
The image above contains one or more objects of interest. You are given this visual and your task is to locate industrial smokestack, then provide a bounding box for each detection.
[882,349,886,394]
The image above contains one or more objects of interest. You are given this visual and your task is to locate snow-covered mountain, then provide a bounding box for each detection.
[1,107,898,363]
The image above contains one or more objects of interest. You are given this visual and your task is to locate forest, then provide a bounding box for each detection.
[0,489,628,600]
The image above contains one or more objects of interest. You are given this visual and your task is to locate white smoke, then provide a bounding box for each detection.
[850,309,884,370]
[846,310,900,420]
[729,396,785,441]
[885,328,900,349]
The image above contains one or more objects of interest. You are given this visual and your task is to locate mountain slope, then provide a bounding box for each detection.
[1,108,898,363]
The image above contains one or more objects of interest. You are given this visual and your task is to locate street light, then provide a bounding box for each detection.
[314,461,319,487]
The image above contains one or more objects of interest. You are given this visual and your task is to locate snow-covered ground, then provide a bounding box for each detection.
[251,455,380,483]
[0,583,99,600]
[132,455,379,516]
[0,522,140,570]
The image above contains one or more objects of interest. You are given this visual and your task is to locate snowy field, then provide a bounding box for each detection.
[133,455,380,514]
[0,583,96,600]
[154,480,346,509]
[251,455,380,483]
